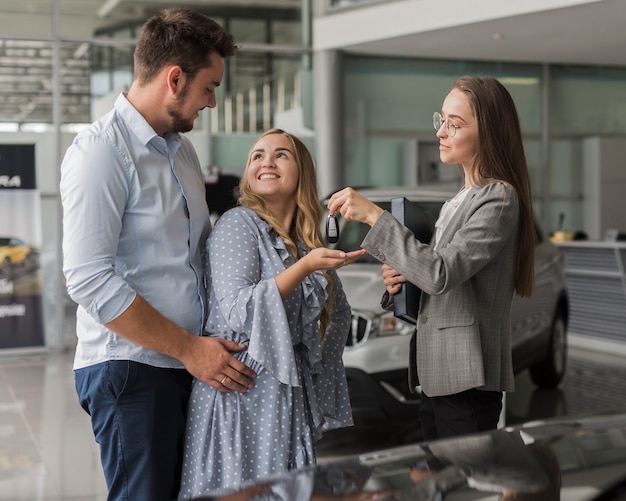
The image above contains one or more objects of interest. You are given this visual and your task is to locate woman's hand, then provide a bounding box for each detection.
[327,187,384,227]
[275,248,367,299]
[382,263,405,295]
[304,247,367,272]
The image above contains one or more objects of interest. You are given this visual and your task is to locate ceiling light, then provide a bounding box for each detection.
[73,43,89,60]
[98,0,122,19]
[499,77,539,86]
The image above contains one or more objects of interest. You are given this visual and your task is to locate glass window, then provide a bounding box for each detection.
[342,56,543,193]
[0,40,54,125]
[551,65,626,135]
[0,1,52,38]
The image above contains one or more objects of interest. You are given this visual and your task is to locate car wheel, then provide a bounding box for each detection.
[529,308,567,389]
[25,251,36,270]
[0,257,11,278]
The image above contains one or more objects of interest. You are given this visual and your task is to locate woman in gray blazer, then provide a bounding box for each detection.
[327,76,535,440]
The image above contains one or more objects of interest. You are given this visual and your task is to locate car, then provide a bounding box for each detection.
[325,187,569,422]
[0,236,33,277]
[190,411,626,500]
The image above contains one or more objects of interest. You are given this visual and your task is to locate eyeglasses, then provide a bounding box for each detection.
[433,112,474,137]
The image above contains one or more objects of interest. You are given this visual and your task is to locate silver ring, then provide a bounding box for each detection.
[220,375,227,385]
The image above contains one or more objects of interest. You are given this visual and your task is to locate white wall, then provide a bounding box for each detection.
[582,136,626,240]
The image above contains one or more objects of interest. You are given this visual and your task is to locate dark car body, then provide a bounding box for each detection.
[191,412,626,501]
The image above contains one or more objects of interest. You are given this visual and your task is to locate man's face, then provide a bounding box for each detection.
[167,51,225,133]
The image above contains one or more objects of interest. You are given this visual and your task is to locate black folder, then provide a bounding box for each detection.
[390,197,434,324]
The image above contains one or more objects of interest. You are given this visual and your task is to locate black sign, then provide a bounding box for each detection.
[0,144,36,190]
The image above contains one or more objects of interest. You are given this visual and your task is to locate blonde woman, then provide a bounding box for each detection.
[179,129,364,498]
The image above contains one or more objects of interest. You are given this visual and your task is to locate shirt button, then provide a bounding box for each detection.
[421,315,427,324]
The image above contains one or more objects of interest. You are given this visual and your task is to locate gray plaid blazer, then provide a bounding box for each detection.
[361,182,519,397]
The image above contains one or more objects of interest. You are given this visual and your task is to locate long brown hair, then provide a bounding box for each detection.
[238,129,335,337]
[453,76,535,297]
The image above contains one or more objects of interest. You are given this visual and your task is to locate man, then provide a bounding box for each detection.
[60,9,256,501]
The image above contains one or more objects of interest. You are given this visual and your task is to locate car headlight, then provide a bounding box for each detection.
[346,310,414,348]
[379,311,414,336]
[346,311,371,347]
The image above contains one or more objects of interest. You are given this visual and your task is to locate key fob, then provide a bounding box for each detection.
[326,213,339,244]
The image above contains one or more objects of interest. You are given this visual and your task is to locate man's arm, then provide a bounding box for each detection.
[105,294,256,392]
[61,134,255,393]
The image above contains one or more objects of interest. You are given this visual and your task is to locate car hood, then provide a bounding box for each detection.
[336,263,386,312]
[195,413,626,500]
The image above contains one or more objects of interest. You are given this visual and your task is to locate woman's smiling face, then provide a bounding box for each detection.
[436,87,478,172]
[247,132,299,203]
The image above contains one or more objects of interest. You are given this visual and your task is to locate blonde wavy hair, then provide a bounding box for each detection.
[238,128,335,339]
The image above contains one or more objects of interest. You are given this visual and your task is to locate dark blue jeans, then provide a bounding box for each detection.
[420,388,503,441]
[75,360,192,501]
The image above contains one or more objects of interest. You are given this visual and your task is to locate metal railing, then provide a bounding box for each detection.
[211,69,302,134]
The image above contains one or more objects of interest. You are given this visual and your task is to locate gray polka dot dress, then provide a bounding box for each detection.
[178,207,353,499]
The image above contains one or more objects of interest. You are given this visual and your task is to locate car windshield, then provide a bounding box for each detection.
[325,200,444,263]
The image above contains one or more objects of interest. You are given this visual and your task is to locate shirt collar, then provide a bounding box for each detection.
[115,92,182,155]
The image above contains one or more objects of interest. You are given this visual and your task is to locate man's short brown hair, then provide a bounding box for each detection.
[133,8,237,85]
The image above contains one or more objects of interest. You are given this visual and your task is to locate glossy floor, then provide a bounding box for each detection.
[1,345,626,500]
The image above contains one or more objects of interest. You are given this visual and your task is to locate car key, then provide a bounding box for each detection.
[326,213,339,244]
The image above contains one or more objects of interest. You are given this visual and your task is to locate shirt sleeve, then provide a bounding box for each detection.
[60,133,137,324]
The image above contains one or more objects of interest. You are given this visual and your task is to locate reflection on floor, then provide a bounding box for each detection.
[318,346,626,459]
[0,349,106,501]
[1,346,626,500]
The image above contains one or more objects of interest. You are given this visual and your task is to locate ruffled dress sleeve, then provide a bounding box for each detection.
[207,207,353,436]
[314,271,354,431]
[207,207,300,386]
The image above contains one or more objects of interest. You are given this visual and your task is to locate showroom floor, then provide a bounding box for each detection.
[1,345,626,501]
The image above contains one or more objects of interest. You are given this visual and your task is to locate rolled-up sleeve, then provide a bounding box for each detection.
[61,133,136,324]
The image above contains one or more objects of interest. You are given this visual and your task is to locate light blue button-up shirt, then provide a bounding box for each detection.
[61,93,210,370]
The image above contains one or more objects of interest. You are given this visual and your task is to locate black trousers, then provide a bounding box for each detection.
[420,388,503,441]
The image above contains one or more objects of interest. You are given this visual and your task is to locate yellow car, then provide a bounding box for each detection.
[0,237,32,275]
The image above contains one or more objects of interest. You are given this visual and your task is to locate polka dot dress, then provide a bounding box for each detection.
[178,207,353,499]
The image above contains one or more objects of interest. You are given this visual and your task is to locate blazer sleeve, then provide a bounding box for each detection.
[360,183,519,296]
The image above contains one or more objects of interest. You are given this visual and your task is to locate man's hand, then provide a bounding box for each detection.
[182,336,256,393]
[104,294,256,393]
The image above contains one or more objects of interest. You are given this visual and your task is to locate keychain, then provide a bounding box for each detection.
[326,213,339,244]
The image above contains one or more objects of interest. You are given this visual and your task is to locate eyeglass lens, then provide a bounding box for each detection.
[433,112,455,137]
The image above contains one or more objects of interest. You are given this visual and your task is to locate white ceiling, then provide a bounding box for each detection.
[2,0,626,125]
[318,0,626,67]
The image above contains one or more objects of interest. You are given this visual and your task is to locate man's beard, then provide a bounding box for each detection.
[167,82,194,133]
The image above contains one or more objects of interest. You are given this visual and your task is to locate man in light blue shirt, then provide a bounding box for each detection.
[60,9,256,501]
